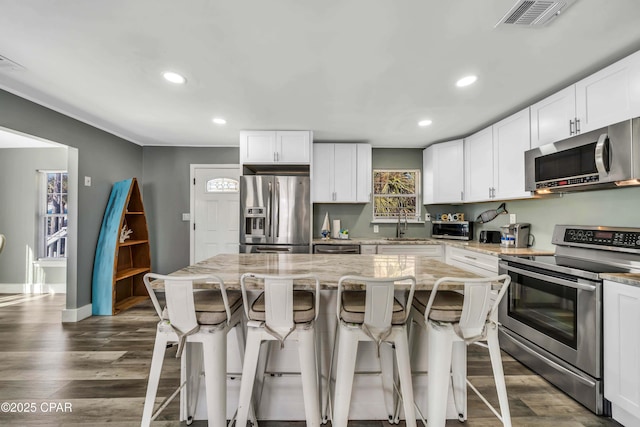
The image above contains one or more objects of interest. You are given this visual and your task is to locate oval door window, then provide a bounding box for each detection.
[206,178,239,193]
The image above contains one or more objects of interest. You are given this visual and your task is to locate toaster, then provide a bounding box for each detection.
[479,230,501,244]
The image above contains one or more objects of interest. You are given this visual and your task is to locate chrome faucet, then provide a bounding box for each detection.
[396,210,408,238]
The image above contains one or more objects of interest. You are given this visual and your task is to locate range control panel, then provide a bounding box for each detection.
[564,228,640,249]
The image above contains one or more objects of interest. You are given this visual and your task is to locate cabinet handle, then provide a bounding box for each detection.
[489,187,492,198]
[464,255,477,260]
[576,118,581,134]
[460,191,464,201]
[569,119,575,135]
[273,152,276,162]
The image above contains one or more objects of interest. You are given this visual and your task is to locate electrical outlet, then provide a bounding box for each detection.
[510,214,517,224]
[182,213,191,221]
[84,176,91,186]
[425,213,431,221]
[373,225,379,233]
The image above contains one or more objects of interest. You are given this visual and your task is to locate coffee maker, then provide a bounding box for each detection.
[500,223,531,248]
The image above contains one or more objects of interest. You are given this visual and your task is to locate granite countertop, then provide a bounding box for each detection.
[167,253,482,290]
[600,273,640,287]
[312,238,554,257]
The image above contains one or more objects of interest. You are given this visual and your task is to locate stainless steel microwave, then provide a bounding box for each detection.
[525,117,640,193]
[431,221,473,240]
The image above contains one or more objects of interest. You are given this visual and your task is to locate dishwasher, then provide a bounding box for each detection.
[313,244,360,254]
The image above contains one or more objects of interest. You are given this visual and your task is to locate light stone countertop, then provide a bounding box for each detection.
[600,273,640,287]
[312,238,554,257]
[166,253,483,290]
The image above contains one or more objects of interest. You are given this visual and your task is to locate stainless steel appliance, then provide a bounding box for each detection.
[239,175,310,253]
[499,225,640,415]
[499,223,531,248]
[313,244,360,254]
[479,230,501,244]
[525,117,640,193]
[431,221,473,240]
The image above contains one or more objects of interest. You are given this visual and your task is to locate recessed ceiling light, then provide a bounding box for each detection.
[212,117,227,125]
[162,71,186,84]
[456,75,477,87]
[418,119,433,127]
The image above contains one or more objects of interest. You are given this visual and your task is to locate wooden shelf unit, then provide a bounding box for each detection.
[92,178,151,315]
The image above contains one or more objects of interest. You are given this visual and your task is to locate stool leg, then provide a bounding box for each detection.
[427,322,453,427]
[332,324,359,427]
[141,332,168,427]
[323,318,339,423]
[379,342,396,422]
[298,327,321,427]
[236,328,262,427]
[201,333,227,427]
[234,322,258,426]
[395,327,417,427]
[451,340,467,421]
[487,325,512,427]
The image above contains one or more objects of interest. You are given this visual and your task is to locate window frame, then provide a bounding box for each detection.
[371,168,422,223]
[38,170,68,261]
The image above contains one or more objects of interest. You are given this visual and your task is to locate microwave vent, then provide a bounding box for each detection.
[495,0,576,27]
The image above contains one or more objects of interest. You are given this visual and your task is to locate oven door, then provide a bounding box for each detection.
[498,260,601,378]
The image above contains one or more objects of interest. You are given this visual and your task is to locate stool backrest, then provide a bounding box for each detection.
[143,273,229,332]
[425,274,511,341]
[0,234,5,254]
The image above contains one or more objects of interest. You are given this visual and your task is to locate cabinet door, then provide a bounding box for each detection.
[355,144,372,202]
[530,85,576,148]
[276,131,311,164]
[464,127,494,202]
[493,108,532,200]
[423,145,435,204]
[240,131,276,163]
[576,51,640,133]
[312,143,335,202]
[333,144,357,202]
[434,140,464,204]
[604,280,640,422]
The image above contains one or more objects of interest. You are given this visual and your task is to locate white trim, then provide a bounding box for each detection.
[34,259,67,268]
[0,283,66,294]
[189,164,240,265]
[61,303,92,323]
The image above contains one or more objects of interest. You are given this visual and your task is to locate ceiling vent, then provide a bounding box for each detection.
[495,0,577,28]
[0,54,24,71]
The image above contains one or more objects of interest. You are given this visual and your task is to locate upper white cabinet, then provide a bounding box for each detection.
[464,108,532,203]
[423,139,464,204]
[312,143,371,203]
[240,130,311,164]
[530,50,640,148]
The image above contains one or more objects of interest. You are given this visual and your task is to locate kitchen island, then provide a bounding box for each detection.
[163,253,488,423]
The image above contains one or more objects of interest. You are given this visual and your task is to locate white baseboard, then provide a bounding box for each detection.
[61,303,92,323]
[0,283,66,294]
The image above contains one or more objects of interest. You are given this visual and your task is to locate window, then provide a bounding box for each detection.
[40,171,68,259]
[372,169,421,221]
[206,177,239,193]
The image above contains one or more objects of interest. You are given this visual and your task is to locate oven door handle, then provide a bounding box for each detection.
[500,329,596,387]
[501,264,597,292]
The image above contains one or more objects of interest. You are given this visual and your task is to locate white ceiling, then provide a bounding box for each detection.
[1,0,640,149]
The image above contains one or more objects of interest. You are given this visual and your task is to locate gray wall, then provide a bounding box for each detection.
[0,89,143,309]
[0,147,68,284]
[313,148,430,239]
[313,148,640,248]
[142,146,239,274]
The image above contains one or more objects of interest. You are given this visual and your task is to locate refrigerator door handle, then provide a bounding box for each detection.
[275,180,280,238]
[267,181,272,238]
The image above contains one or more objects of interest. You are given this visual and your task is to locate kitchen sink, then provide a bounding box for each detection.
[384,237,427,241]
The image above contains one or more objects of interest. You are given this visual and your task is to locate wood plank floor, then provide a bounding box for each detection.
[0,294,620,426]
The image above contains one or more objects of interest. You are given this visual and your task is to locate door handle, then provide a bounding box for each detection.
[594,133,610,176]
[575,118,581,134]
[267,182,272,238]
[500,264,597,291]
[275,181,280,238]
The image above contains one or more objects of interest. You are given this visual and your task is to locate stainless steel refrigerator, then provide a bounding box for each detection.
[239,175,310,253]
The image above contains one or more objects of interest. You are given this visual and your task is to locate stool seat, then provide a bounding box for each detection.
[340,291,406,324]
[412,290,464,323]
[161,290,242,325]
[249,290,315,323]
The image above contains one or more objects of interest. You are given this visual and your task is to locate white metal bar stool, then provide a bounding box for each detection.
[235,273,322,427]
[141,273,250,427]
[410,275,512,427]
[330,275,417,427]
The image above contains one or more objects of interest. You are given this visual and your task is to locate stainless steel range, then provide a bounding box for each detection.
[498,225,640,415]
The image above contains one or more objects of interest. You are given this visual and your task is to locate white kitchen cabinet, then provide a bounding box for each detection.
[445,246,498,277]
[240,130,311,165]
[376,244,443,260]
[530,50,640,148]
[312,143,372,203]
[423,139,464,204]
[464,109,532,203]
[604,279,640,426]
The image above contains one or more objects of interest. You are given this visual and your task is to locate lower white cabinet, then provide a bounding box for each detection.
[376,244,443,260]
[604,280,640,426]
[444,246,498,277]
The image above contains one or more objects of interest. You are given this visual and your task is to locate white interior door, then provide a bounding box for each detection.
[191,165,240,263]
